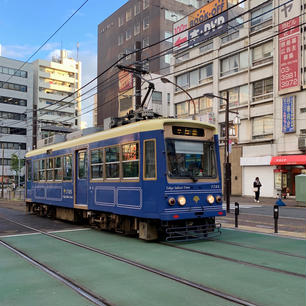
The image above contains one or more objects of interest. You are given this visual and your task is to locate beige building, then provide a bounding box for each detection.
[33,50,81,147]
[171,0,306,198]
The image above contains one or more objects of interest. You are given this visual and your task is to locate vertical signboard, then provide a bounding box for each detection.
[282,96,296,133]
[278,1,301,92]
[173,0,228,50]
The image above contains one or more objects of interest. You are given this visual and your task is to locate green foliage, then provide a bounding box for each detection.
[10,153,24,174]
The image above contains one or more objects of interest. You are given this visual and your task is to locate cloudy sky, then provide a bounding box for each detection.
[0,0,127,127]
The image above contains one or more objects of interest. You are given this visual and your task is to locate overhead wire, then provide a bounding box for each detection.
[3,0,302,131]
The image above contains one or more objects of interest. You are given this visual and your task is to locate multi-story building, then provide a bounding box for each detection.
[32,50,81,147]
[171,0,306,198]
[97,0,205,125]
[0,56,33,185]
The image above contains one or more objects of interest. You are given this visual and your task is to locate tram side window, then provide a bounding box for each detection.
[91,149,103,179]
[54,157,63,181]
[122,142,139,178]
[144,140,156,179]
[26,160,32,181]
[63,155,72,181]
[39,159,46,181]
[47,158,54,181]
[33,160,39,181]
[78,151,88,179]
[105,146,119,179]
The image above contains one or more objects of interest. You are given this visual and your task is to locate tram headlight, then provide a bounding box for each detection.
[206,195,215,204]
[216,195,222,203]
[177,196,186,206]
[168,197,176,206]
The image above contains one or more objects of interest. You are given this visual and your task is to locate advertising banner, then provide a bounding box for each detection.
[173,0,228,50]
[278,14,300,91]
[173,16,188,49]
[282,96,296,133]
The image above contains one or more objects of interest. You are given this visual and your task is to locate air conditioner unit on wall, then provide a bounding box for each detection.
[298,136,306,151]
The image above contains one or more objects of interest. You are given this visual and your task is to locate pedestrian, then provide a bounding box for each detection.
[253,177,262,203]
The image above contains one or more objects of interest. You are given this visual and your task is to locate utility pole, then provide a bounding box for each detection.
[135,41,142,110]
[1,143,4,198]
[18,144,20,189]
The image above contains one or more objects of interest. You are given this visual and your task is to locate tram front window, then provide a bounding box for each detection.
[166,139,216,179]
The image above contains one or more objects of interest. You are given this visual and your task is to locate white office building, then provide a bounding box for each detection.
[0,56,33,185]
[32,50,81,147]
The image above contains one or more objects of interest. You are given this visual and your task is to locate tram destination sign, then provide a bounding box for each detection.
[172,126,204,137]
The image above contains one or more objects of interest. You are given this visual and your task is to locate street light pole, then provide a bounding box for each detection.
[160,77,196,119]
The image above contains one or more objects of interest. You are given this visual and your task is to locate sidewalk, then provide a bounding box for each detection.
[229,195,306,208]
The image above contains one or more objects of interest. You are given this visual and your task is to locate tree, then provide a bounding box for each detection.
[10,154,24,185]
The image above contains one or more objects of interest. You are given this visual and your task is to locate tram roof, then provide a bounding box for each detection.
[26,118,217,157]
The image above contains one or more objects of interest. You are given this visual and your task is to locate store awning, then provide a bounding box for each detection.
[270,155,306,165]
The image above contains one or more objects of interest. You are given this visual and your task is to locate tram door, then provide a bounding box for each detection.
[75,150,88,207]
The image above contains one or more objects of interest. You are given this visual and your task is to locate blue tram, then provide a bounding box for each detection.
[25,119,225,240]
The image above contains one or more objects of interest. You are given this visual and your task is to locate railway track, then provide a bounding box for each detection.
[161,242,305,278]
[0,214,258,306]
[0,239,111,306]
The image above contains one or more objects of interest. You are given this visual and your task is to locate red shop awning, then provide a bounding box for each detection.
[270,155,306,165]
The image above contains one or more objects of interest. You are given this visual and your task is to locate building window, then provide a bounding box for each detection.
[134,1,141,15]
[164,54,171,64]
[219,122,237,138]
[220,85,249,110]
[176,63,213,89]
[143,15,149,30]
[199,96,213,112]
[252,115,273,139]
[125,28,132,40]
[118,15,124,27]
[152,91,162,103]
[175,52,189,64]
[0,96,27,106]
[126,8,132,22]
[0,81,27,92]
[251,2,272,32]
[143,37,149,47]
[134,22,140,35]
[252,41,273,66]
[220,51,248,77]
[199,63,213,83]
[118,33,124,46]
[175,101,189,117]
[0,66,27,78]
[143,0,149,9]
[199,42,213,53]
[165,10,184,21]
[221,31,239,44]
[252,78,273,102]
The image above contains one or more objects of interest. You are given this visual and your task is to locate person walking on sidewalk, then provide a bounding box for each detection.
[253,177,262,203]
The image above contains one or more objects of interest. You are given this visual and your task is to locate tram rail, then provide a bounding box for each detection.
[0,214,259,306]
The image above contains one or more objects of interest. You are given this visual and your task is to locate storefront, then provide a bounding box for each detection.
[270,155,306,197]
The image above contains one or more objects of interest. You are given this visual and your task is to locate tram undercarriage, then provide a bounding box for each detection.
[26,202,220,241]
